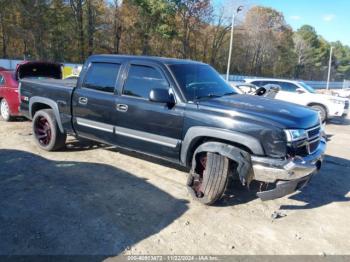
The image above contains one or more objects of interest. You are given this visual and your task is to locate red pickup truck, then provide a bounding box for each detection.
[0,61,62,121]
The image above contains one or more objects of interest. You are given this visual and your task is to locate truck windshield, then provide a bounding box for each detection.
[169,64,237,101]
[298,82,316,93]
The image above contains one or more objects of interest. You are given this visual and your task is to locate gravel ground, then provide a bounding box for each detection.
[0,117,349,256]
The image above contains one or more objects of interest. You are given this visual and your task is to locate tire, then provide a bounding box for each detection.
[310,104,327,123]
[32,109,67,151]
[0,98,13,121]
[187,152,230,205]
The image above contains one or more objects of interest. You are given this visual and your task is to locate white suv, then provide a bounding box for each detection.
[245,78,349,122]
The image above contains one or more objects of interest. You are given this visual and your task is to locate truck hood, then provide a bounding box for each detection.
[16,61,62,80]
[198,94,320,129]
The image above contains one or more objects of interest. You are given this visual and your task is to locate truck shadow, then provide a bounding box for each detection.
[215,180,260,207]
[0,149,188,256]
[107,147,190,173]
[64,137,108,152]
[328,117,350,126]
[280,155,350,210]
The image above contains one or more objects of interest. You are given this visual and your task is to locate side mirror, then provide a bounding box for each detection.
[149,88,175,105]
[296,88,305,94]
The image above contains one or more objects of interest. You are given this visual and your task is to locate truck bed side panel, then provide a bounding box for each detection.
[20,79,76,133]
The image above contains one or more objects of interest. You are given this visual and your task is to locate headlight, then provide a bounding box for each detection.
[284,129,307,142]
[328,98,344,105]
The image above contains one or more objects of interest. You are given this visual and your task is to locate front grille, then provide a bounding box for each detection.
[309,139,320,153]
[345,100,349,109]
[288,125,321,157]
[307,126,321,139]
[293,145,308,157]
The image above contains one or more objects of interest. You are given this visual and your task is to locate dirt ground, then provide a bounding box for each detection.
[0,117,349,256]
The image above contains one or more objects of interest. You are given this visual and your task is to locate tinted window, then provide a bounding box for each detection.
[277,82,298,92]
[83,63,120,93]
[0,75,4,85]
[169,64,237,101]
[123,65,169,99]
[298,82,316,93]
[252,81,272,87]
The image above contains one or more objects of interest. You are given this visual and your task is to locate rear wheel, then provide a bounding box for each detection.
[310,104,327,123]
[32,109,67,151]
[0,98,12,121]
[187,152,230,205]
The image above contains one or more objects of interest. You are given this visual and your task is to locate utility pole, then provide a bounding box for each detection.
[326,46,333,91]
[226,6,243,81]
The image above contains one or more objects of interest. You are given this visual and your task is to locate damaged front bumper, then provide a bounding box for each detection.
[251,138,326,201]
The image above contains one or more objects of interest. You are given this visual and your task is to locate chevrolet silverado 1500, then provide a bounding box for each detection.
[19,55,326,205]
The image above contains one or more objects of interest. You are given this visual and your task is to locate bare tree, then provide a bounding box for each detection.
[175,0,212,59]
[112,0,123,54]
[70,0,85,61]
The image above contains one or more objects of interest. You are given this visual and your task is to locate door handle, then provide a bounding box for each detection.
[116,104,128,112]
[79,97,88,105]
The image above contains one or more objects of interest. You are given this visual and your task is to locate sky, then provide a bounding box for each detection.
[213,0,350,46]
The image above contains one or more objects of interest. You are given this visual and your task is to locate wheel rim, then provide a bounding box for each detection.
[314,107,326,122]
[34,116,52,146]
[192,153,207,198]
[1,100,9,119]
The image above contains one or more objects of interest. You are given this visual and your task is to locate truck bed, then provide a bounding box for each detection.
[20,78,76,131]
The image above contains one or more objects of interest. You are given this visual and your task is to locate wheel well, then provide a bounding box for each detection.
[186,136,253,167]
[31,103,52,118]
[307,103,328,118]
[307,103,328,112]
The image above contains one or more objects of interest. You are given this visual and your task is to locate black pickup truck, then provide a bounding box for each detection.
[19,55,326,205]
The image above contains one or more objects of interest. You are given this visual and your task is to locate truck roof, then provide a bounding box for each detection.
[89,54,206,66]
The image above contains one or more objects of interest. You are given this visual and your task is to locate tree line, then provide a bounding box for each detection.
[0,0,349,81]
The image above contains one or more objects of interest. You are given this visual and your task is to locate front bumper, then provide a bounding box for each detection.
[328,103,347,118]
[251,139,326,201]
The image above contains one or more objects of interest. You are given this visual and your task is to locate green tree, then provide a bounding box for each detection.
[126,0,176,55]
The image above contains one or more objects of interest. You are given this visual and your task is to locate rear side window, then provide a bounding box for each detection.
[0,74,4,85]
[252,81,269,87]
[123,65,169,99]
[83,62,120,93]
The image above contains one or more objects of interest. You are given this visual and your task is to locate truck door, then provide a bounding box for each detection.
[72,62,122,144]
[114,62,184,161]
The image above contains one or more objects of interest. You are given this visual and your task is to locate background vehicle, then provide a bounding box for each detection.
[230,82,280,98]
[0,61,62,121]
[245,78,349,122]
[20,55,326,205]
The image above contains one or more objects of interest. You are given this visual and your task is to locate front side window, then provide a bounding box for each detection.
[83,62,120,93]
[123,65,169,99]
[169,64,237,101]
[298,82,316,93]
